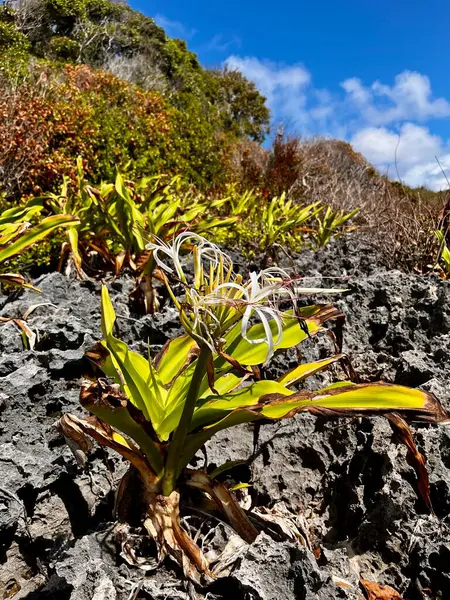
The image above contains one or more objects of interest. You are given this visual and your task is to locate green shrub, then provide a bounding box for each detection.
[47,36,79,61]
[0,64,235,198]
[0,21,31,77]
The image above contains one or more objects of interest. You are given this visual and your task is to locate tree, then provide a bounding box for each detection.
[207,67,271,143]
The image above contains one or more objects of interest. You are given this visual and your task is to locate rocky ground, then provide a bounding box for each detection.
[0,236,449,599]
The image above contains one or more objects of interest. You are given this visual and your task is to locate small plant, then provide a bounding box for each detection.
[42,162,237,310]
[60,233,449,581]
[435,230,450,279]
[215,189,325,258]
[259,193,321,256]
[310,206,359,248]
[0,200,78,288]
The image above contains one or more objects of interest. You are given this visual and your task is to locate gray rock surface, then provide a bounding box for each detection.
[0,243,449,599]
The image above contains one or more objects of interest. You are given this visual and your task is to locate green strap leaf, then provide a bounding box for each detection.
[101,285,116,338]
[81,388,164,479]
[0,274,41,291]
[154,335,198,385]
[190,380,292,431]
[100,286,168,432]
[0,201,42,227]
[156,371,243,442]
[318,380,357,391]
[277,354,344,387]
[260,383,450,420]
[104,334,168,430]
[219,306,341,367]
[0,215,79,264]
[181,382,449,473]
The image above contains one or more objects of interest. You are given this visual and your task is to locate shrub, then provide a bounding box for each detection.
[0,21,31,77]
[0,64,233,198]
[206,68,270,143]
[1,0,270,145]
[47,35,79,61]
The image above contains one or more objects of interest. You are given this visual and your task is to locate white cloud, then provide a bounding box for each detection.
[351,123,450,189]
[203,34,241,53]
[224,55,450,189]
[351,123,442,167]
[341,77,372,105]
[341,71,450,126]
[224,56,311,126]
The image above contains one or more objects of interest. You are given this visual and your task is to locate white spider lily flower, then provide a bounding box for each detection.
[293,286,349,294]
[241,303,282,362]
[146,232,226,283]
[258,267,348,295]
[195,275,286,361]
[148,232,346,360]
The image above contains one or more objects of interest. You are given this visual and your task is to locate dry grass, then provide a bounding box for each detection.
[229,135,449,271]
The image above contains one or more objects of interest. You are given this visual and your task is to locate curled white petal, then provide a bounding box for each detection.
[146,232,230,282]
[240,304,283,362]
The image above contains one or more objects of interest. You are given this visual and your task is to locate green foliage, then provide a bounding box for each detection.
[46,0,86,19]
[206,68,270,143]
[47,35,79,61]
[0,199,78,287]
[213,187,358,257]
[7,158,358,287]
[435,230,450,278]
[258,194,321,250]
[0,64,234,198]
[1,0,269,144]
[0,20,29,49]
[0,21,30,77]
[310,206,360,248]
[0,0,270,201]
[163,38,206,99]
[39,161,236,288]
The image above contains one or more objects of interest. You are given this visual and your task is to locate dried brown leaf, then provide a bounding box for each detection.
[388,413,432,510]
[360,579,404,600]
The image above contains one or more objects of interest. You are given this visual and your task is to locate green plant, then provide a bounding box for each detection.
[0,199,78,288]
[310,206,359,248]
[205,67,270,143]
[217,191,323,257]
[0,21,30,78]
[47,36,79,61]
[259,194,322,252]
[435,229,450,278]
[42,162,237,310]
[60,233,448,581]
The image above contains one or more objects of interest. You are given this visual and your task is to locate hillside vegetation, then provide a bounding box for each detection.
[0,0,449,276]
[0,0,269,195]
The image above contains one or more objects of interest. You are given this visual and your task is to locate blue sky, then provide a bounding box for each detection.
[130,1,450,189]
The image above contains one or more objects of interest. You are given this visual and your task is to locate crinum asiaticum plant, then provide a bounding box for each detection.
[0,199,78,289]
[43,161,236,311]
[435,229,450,279]
[60,233,449,582]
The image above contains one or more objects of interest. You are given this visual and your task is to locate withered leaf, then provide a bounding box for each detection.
[388,413,432,510]
[361,579,404,600]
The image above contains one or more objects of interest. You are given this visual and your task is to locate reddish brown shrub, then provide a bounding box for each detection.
[0,63,229,199]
